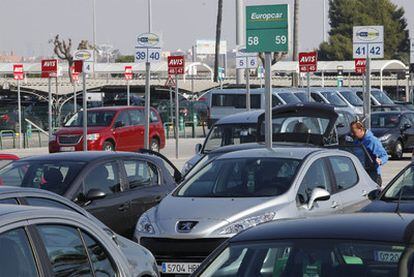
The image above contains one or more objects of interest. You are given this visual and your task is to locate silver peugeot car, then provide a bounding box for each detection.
[135,145,378,275]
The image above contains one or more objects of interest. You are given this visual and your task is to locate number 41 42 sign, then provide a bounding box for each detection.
[353,26,384,59]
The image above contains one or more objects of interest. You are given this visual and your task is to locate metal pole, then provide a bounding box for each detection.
[264,53,272,149]
[17,79,22,149]
[73,82,77,113]
[82,72,88,151]
[364,58,371,129]
[48,78,52,140]
[175,74,179,159]
[307,72,311,102]
[246,68,251,110]
[235,0,244,84]
[144,62,151,149]
[322,0,327,42]
[148,0,152,32]
[169,85,174,125]
[191,45,196,93]
[127,80,130,106]
[92,0,96,66]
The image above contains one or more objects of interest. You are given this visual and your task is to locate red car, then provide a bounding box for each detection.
[49,106,166,153]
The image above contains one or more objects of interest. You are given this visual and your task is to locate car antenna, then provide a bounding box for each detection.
[394,186,405,214]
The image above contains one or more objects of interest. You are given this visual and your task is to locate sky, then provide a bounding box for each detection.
[0,0,413,57]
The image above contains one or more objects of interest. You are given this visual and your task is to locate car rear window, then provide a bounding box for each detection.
[212,94,261,109]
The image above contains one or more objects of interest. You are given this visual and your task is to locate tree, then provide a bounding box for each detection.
[318,0,409,62]
[78,40,94,50]
[213,0,223,83]
[258,52,288,66]
[115,55,134,63]
[51,35,74,81]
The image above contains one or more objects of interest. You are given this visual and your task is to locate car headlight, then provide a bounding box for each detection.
[87,133,100,141]
[136,214,155,234]
[218,212,276,235]
[380,134,391,142]
[181,162,192,175]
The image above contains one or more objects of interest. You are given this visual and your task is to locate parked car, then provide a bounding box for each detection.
[371,111,414,159]
[334,87,364,117]
[336,110,358,145]
[372,104,405,112]
[0,204,158,277]
[49,106,166,153]
[135,146,377,274]
[193,213,414,277]
[0,151,180,238]
[356,88,395,106]
[0,153,18,169]
[310,88,356,115]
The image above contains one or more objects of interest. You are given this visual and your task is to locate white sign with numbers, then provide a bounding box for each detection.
[410,39,414,64]
[236,46,258,69]
[353,26,384,59]
[135,33,162,63]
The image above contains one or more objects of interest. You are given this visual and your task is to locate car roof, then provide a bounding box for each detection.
[215,110,264,125]
[231,213,414,244]
[216,146,322,160]
[18,151,149,163]
[87,106,145,112]
[372,111,411,116]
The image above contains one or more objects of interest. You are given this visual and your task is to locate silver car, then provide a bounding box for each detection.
[135,146,378,275]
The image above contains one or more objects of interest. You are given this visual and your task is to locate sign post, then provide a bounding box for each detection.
[41,59,58,141]
[73,60,87,151]
[70,66,79,114]
[299,52,317,102]
[236,46,258,110]
[165,75,176,130]
[124,66,133,106]
[168,55,185,159]
[353,25,384,128]
[246,4,289,149]
[410,39,414,103]
[13,64,24,148]
[135,32,162,149]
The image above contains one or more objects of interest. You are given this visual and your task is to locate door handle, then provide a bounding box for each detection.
[118,202,130,211]
[362,190,368,197]
[331,201,339,209]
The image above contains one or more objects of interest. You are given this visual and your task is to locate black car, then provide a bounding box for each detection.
[371,111,414,159]
[194,213,414,276]
[0,151,180,238]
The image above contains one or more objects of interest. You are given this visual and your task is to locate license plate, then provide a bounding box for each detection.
[161,262,200,274]
[60,146,75,152]
[374,251,402,263]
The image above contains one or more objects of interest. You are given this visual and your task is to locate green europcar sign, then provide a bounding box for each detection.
[246,4,289,53]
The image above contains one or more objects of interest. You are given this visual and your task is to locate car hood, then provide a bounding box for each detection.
[55,126,109,135]
[371,128,393,138]
[361,200,414,213]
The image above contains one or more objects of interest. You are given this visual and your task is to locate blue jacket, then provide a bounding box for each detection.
[354,130,388,175]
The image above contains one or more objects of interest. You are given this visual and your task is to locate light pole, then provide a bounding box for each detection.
[323,0,327,42]
[92,0,97,64]
[144,0,152,149]
[236,0,244,84]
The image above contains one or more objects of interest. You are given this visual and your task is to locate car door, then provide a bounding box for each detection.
[81,161,131,236]
[401,114,414,149]
[326,155,369,212]
[129,109,145,150]
[121,158,167,235]
[112,111,133,151]
[296,158,343,217]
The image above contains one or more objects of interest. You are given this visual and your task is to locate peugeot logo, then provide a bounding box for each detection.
[176,221,198,233]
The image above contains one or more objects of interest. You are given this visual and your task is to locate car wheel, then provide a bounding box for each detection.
[102,141,115,151]
[150,138,160,152]
[391,140,403,160]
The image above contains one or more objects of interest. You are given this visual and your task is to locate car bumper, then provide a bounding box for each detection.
[49,139,104,153]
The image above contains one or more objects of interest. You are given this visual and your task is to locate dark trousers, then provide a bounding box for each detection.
[376,175,382,187]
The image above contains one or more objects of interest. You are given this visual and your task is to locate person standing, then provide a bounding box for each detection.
[350,120,388,187]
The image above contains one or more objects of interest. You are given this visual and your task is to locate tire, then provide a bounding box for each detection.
[150,138,160,152]
[391,140,403,160]
[102,140,115,151]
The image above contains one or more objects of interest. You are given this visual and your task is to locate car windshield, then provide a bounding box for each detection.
[0,160,85,195]
[176,157,300,198]
[339,90,364,106]
[200,239,408,277]
[204,125,257,152]
[65,110,116,127]
[372,90,394,105]
[320,91,348,107]
[271,116,331,136]
[371,113,400,128]
[277,93,301,104]
[383,165,414,200]
[294,92,311,102]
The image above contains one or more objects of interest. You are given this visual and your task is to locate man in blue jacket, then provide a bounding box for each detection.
[351,120,388,186]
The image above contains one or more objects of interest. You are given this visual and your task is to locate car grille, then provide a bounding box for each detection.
[58,135,82,145]
[140,237,227,263]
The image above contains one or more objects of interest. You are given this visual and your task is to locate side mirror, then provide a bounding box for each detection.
[114,121,124,128]
[368,189,381,201]
[308,188,331,210]
[195,143,202,154]
[86,189,107,201]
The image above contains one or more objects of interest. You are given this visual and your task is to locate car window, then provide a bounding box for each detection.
[251,95,261,109]
[0,165,26,186]
[81,231,117,277]
[25,197,75,212]
[84,162,121,195]
[384,165,414,200]
[0,228,38,277]
[115,111,131,127]
[272,95,282,106]
[336,113,348,128]
[37,225,92,276]
[0,198,18,204]
[150,110,160,123]
[297,159,331,204]
[129,109,144,126]
[311,92,325,103]
[123,160,159,188]
[328,156,358,191]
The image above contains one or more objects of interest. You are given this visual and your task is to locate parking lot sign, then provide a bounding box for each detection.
[124,66,133,80]
[168,56,185,75]
[41,59,58,78]
[355,58,366,74]
[299,52,317,73]
[245,4,289,53]
[353,26,384,59]
[135,33,162,63]
[236,47,258,69]
[13,64,24,80]
[410,39,414,73]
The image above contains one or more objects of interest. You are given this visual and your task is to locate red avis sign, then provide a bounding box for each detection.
[299,52,317,73]
[168,56,185,75]
[355,58,366,74]
[13,64,24,80]
[41,59,58,78]
[70,66,79,82]
[125,66,133,80]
